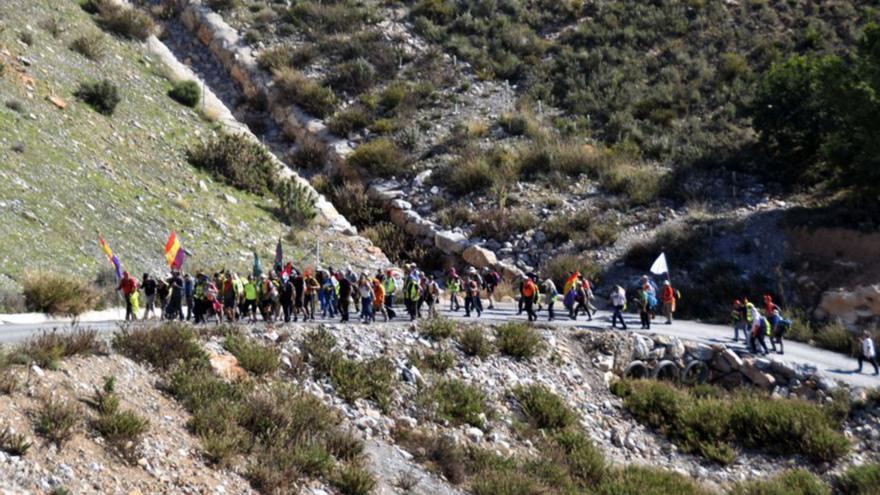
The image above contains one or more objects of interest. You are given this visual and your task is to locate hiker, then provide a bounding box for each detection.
[571,278,593,321]
[166,271,184,321]
[763,294,780,315]
[141,273,157,320]
[373,278,388,322]
[404,269,421,321]
[242,275,258,322]
[542,278,558,321]
[661,280,676,324]
[731,300,747,342]
[358,273,373,323]
[610,285,627,330]
[292,269,305,322]
[337,271,351,323]
[346,268,360,314]
[447,268,461,312]
[767,308,790,354]
[222,272,238,322]
[636,286,650,330]
[281,274,294,323]
[464,275,482,317]
[184,273,194,321]
[156,278,169,320]
[483,267,500,310]
[857,331,879,375]
[192,272,207,324]
[117,271,138,321]
[383,269,397,320]
[521,275,538,322]
[424,275,440,319]
[749,313,770,355]
[305,272,320,321]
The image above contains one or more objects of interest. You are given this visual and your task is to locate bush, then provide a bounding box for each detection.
[346,138,407,178]
[512,385,575,430]
[273,67,337,118]
[422,379,489,428]
[442,146,518,195]
[0,371,19,395]
[22,329,103,369]
[409,349,455,373]
[599,162,664,205]
[0,426,32,456]
[611,380,849,464]
[457,327,493,359]
[495,323,542,360]
[329,357,396,412]
[94,409,150,449]
[332,463,377,495]
[812,322,854,355]
[168,80,201,108]
[274,179,317,227]
[95,3,155,41]
[552,430,606,484]
[328,180,383,226]
[290,135,328,170]
[75,79,120,116]
[186,133,278,194]
[730,469,829,495]
[595,465,715,495]
[361,221,429,265]
[327,106,373,137]
[22,271,100,317]
[70,33,105,61]
[223,332,279,375]
[835,463,880,495]
[418,317,456,340]
[34,397,80,447]
[328,58,377,94]
[112,322,206,370]
[471,208,536,240]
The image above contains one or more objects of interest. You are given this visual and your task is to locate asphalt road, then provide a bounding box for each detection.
[1,303,877,388]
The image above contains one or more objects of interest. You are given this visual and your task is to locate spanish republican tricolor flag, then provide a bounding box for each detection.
[164,231,186,270]
[98,235,122,281]
[563,271,580,294]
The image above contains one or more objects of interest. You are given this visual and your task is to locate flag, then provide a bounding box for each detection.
[253,252,263,278]
[282,261,293,278]
[98,235,122,281]
[563,271,580,294]
[164,231,186,270]
[274,238,283,274]
[650,253,669,275]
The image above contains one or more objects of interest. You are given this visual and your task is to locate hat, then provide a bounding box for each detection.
[664,280,670,286]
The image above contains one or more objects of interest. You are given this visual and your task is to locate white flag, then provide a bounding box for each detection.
[650,253,669,275]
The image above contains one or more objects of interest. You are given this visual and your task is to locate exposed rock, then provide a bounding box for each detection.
[664,337,685,360]
[208,352,247,381]
[721,349,743,370]
[434,231,468,255]
[685,342,713,361]
[462,245,497,269]
[741,360,777,389]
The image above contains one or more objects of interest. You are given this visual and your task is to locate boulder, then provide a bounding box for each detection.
[462,245,497,268]
[435,230,468,255]
[594,353,614,372]
[710,353,732,374]
[496,261,524,280]
[665,337,685,360]
[632,335,653,360]
[741,360,777,389]
[685,342,714,361]
[721,348,743,370]
[769,360,814,382]
[208,352,247,381]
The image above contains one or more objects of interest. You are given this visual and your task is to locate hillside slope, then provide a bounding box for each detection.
[0,0,377,299]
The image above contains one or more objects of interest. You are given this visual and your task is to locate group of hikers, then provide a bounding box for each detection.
[113,262,878,375]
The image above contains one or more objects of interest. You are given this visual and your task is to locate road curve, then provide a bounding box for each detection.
[1,303,877,388]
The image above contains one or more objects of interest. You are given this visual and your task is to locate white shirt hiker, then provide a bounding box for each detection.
[863,336,876,358]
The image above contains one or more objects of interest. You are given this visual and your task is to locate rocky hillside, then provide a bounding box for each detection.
[0,321,878,494]
[0,0,383,304]
[131,0,880,325]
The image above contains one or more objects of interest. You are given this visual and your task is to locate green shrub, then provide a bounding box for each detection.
[22,329,103,369]
[471,208,536,240]
[328,58,377,94]
[512,384,575,430]
[457,327,493,359]
[409,349,455,373]
[75,79,120,116]
[552,430,606,484]
[495,323,542,360]
[471,470,544,495]
[257,43,297,70]
[165,360,244,412]
[112,322,206,370]
[419,317,456,340]
[0,371,19,395]
[327,106,373,136]
[69,33,105,61]
[599,163,664,205]
[332,463,377,495]
[361,221,429,265]
[223,332,280,375]
[273,67,337,118]
[595,465,715,495]
[168,80,201,108]
[812,322,854,355]
[346,138,407,178]
[612,380,849,464]
[95,3,155,41]
[186,133,278,194]
[34,397,80,447]
[835,463,880,495]
[290,134,328,170]
[328,357,396,412]
[499,111,541,138]
[730,469,829,495]
[0,426,32,456]
[422,379,489,428]
[518,140,600,179]
[274,179,317,227]
[328,181,383,226]
[22,271,100,317]
[442,147,518,195]
[94,409,150,448]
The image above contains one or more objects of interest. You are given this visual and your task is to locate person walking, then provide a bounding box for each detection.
[117,271,138,321]
[425,275,440,319]
[483,268,499,310]
[610,285,627,329]
[521,275,538,322]
[373,278,388,322]
[731,300,747,342]
[661,280,676,325]
[358,273,374,323]
[280,275,294,323]
[542,278,557,321]
[637,286,651,330]
[156,278,169,320]
[768,308,790,354]
[166,271,184,320]
[857,331,879,375]
[141,273,157,320]
[383,269,397,320]
[184,273,194,321]
[337,271,351,323]
[447,269,461,312]
[305,272,320,321]
[242,275,258,322]
[749,314,770,355]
